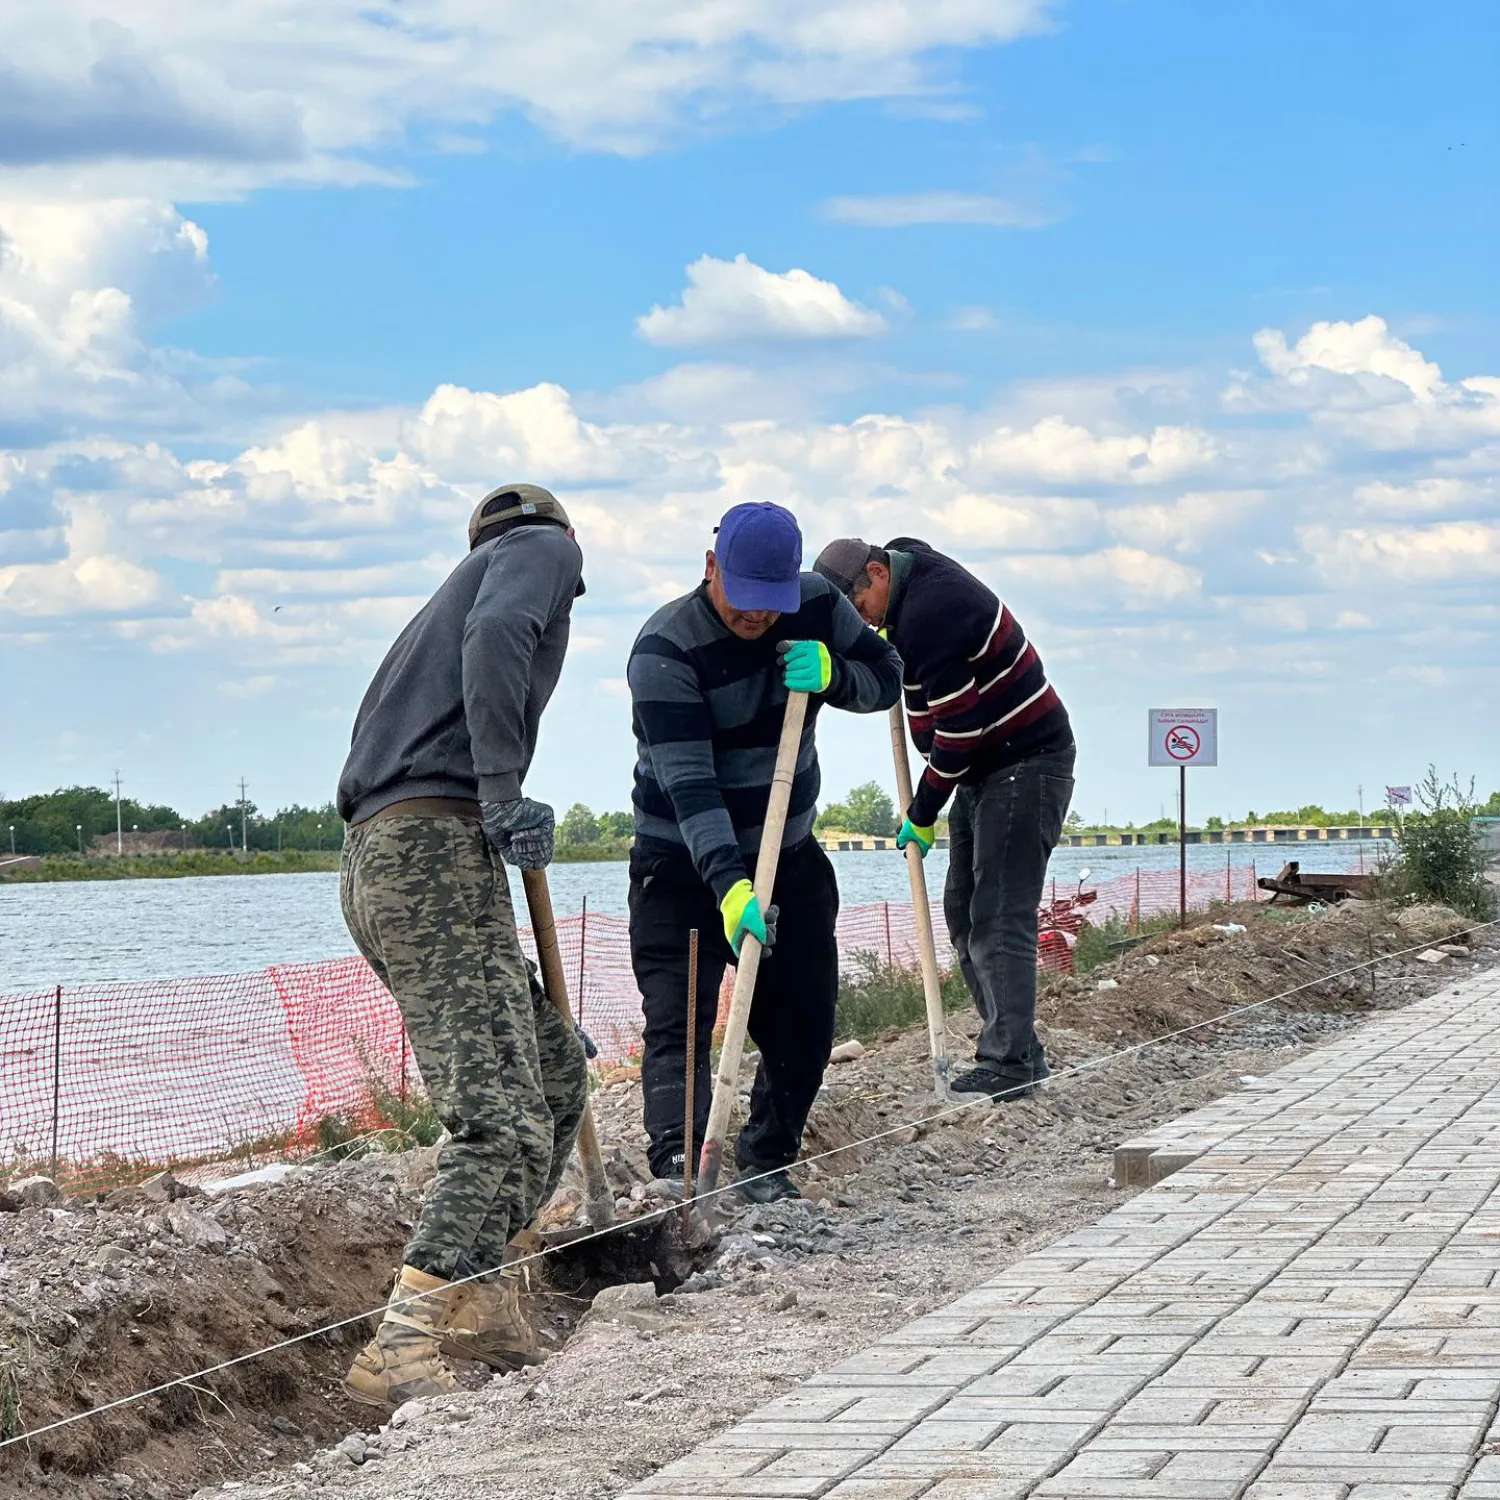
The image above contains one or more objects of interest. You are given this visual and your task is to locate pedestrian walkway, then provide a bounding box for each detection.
[622,968,1500,1499]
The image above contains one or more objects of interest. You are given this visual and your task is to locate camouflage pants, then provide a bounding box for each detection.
[340,814,587,1283]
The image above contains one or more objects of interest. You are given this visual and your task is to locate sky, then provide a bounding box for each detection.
[1,0,1497,825]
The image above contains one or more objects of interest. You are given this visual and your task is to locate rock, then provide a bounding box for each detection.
[11,1175,60,1207]
[1438,944,1471,958]
[773,1289,798,1311]
[166,1203,230,1251]
[828,1039,866,1064]
[203,1164,298,1196]
[674,1270,722,1294]
[1096,978,1120,991]
[336,1434,367,1465]
[139,1171,181,1204]
[92,1244,131,1269]
[0,1189,19,1214]
[1416,949,1448,965]
[590,1282,658,1316]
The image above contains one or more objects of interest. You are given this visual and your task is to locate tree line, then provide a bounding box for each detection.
[9,782,1497,860]
[0,786,342,856]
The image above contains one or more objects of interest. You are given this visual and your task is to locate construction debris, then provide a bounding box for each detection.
[1257,859,1378,905]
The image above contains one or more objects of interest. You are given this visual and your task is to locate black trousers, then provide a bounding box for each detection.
[629,838,840,1179]
[944,745,1077,1083]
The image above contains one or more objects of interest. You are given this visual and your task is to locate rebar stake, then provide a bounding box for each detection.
[683,928,699,1226]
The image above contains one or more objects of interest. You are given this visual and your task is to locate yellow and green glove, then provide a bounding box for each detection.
[720,878,778,955]
[896,818,934,858]
[776,639,832,693]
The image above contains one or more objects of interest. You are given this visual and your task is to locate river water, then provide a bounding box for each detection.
[0,841,1384,994]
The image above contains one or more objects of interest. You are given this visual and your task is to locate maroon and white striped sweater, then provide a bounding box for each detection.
[885,538,1073,827]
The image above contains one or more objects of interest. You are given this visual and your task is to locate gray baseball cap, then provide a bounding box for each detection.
[812,537,877,596]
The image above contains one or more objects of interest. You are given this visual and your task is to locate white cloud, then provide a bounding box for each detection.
[965,416,1217,486]
[1254,315,1444,402]
[1303,521,1500,586]
[0,196,242,443]
[0,3,1055,194]
[946,305,998,331]
[636,255,888,347]
[0,549,160,616]
[822,191,1054,228]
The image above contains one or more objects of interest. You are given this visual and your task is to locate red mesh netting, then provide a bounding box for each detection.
[0,857,1348,1187]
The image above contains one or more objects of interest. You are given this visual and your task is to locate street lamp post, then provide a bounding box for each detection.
[76,823,83,856]
[316,821,323,850]
[7,825,13,856]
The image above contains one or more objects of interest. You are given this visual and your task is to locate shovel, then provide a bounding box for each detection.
[890,704,951,1101]
[521,867,615,1229]
[694,691,809,1219]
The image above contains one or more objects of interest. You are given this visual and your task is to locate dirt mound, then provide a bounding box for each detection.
[0,1160,425,1497]
[1038,897,1487,1046]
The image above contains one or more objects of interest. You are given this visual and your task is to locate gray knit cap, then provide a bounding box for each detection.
[812,537,876,596]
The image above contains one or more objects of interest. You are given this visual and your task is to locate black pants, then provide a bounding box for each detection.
[629,838,840,1179]
[944,746,1076,1085]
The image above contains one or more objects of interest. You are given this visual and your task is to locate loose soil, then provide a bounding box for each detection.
[0,898,1493,1500]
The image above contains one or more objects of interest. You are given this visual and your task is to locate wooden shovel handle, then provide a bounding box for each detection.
[521,867,614,1227]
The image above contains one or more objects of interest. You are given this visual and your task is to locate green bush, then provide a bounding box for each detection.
[833,951,970,1042]
[1382,768,1496,921]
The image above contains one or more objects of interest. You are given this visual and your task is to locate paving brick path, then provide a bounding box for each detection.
[622,970,1500,1500]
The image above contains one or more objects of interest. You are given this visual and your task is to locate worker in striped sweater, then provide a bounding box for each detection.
[814,537,1076,1101]
[628,502,902,1201]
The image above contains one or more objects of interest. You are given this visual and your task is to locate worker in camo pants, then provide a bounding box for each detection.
[335,484,589,1410]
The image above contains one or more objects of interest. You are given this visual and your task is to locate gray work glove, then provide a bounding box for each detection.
[481,797,555,869]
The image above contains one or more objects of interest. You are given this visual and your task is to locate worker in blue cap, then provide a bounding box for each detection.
[626,501,902,1201]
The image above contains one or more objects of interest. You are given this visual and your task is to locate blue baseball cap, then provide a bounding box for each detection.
[713,502,803,613]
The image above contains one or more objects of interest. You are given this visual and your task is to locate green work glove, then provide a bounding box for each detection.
[720,878,777,956]
[896,818,934,858]
[777,639,832,694]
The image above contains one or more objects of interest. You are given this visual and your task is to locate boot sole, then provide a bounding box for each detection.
[439,1338,546,1372]
[342,1377,396,1411]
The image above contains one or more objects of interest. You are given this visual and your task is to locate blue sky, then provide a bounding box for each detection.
[1,0,1497,824]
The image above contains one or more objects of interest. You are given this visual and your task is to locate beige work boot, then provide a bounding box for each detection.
[344,1265,462,1410]
[441,1266,543,1371]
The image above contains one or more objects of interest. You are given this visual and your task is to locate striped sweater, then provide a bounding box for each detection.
[628,575,902,899]
[886,538,1073,828]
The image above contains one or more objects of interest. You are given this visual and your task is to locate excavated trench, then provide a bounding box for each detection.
[0,1161,716,1500]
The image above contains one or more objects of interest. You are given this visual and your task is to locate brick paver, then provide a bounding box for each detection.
[620,970,1500,1500]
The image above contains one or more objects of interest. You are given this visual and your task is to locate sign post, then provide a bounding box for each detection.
[1386,784,1411,834]
[1149,709,1219,927]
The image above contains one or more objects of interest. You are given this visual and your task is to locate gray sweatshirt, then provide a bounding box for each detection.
[337,524,581,824]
